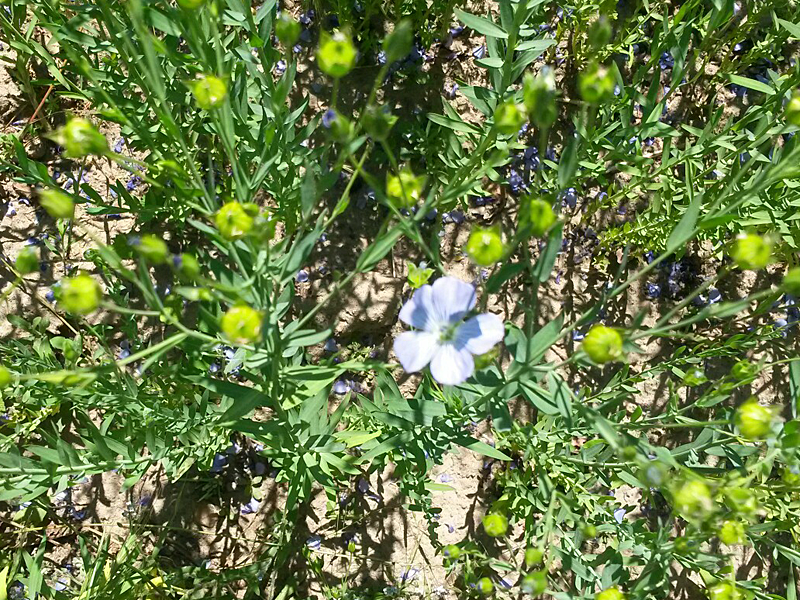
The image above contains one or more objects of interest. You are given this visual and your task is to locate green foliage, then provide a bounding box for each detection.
[1,0,800,597]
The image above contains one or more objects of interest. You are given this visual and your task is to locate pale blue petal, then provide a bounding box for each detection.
[394,331,438,373]
[431,277,476,325]
[398,285,435,330]
[429,343,474,385]
[456,313,505,355]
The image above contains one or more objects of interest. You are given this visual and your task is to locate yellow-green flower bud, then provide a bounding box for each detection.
[582,325,623,364]
[596,587,626,600]
[386,168,425,209]
[177,0,205,8]
[734,397,776,440]
[383,19,413,64]
[786,90,800,127]
[191,75,227,110]
[443,544,461,560]
[783,267,800,295]
[579,63,615,104]
[482,512,508,537]
[317,31,356,78]
[15,247,39,275]
[133,234,169,264]
[466,226,505,266]
[718,519,745,545]
[215,202,255,240]
[523,68,557,129]
[730,233,772,270]
[53,118,108,158]
[493,101,526,136]
[58,273,102,315]
[220,305,263,344]
[521,571,547,595]
[672,479,713,520]
[524,547,544,568]
[476,577,494,595]
[40,189,75,220]
[0,365,11,388]
[527,198,556,236]
[275,14,301,46]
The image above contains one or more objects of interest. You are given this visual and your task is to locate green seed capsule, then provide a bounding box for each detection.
[466,226,505,266]
[40,189,75,220]
[582,524,597,538]
[386,168,425,209]
[596,586,626,600]
[527,198,556,237]
[707,581,742,600]
[274,14,301,46]
[724,487,758,516]
[730,359,759,381]
[718,519,745,545]
[682,368,708,387]
[475,577,494,595]
[215,202,255,240]
[579,63,615,104]
[363,105,398,141]
[317,31,356,79]
[730,233,772,270]
[734,397,775,440]
[783,267,800,295]
[588,15,612,50]
[482,513,508,537]
[177,0,205,9]
[0,365,11,388]
[521,571,547,595]
[383,19,413,64]
[672,479,713,520]
[220,305,263,344]
[134,234,169,264]
[58,273,102,315]
[53,118,108,158]
[443,544,461,560]
[524,547,544,568]
[191,75,228,110]
[522,68,557,129]
[582,325,623,364]
[493,101,526,136]
[174,253,201,279]
[786,90,800,127]
[782,467,800,486]
[15,247,39,275]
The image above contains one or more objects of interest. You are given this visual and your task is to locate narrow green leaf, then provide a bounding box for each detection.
[454,9,509,39]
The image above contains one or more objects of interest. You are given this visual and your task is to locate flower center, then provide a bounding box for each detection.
[438,323,459,343]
